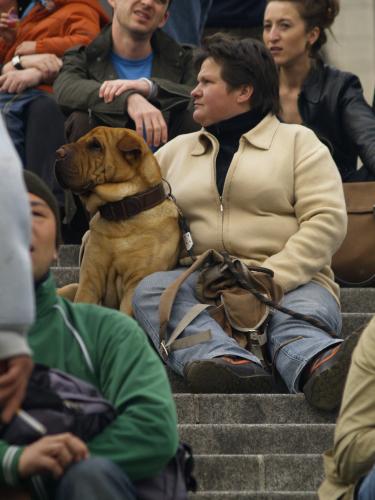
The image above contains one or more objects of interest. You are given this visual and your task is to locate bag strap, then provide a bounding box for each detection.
[159,250,215,361]
[221,253,337,338]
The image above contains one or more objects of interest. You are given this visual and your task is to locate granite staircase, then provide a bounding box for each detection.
[54,245,373,500]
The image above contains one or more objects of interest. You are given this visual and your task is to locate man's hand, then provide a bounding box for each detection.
[15,41,37,56]
[0,355,33,423]
[0,68,43,93]
[19,433,89,479]
[18,54,62,82]
[127,93,167,148]
[0,10,18,45]
[99,79,150,103]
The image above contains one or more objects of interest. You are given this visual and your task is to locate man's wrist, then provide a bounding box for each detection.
[139,77,158,99]
[11,55,23,70]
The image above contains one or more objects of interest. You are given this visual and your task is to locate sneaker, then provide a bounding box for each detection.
[184,356,274,394]
[302,331,361,411]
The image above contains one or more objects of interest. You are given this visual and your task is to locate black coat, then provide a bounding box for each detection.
[298,61,375,181]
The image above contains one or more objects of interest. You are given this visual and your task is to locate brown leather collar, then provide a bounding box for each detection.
[99,183,166,221]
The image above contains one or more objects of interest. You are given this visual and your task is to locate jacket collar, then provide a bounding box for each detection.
[35,273,59,318]
[191,114,280,156]
[301,59,325,104]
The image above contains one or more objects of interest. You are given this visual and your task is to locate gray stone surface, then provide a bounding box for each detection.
[193,454,323,491]
[178,424,334,454]
[190,492,317,499]
[175,394,336,424]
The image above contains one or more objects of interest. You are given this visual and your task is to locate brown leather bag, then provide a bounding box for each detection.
[332,182,375,286]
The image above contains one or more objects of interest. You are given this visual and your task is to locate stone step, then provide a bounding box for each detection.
[193,454,323,492]
[178,424,334,455]
[174,394,336,424]
[189,492,317,499]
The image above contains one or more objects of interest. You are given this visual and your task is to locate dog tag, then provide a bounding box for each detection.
[183,231,194,251]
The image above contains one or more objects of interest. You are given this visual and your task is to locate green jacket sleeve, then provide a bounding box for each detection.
[87,312,179,481]
[0,442,24,486]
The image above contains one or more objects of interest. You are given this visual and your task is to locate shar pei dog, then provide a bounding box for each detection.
[55,126,181,315]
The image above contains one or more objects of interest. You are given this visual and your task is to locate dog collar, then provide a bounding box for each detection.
[99,183,167,221]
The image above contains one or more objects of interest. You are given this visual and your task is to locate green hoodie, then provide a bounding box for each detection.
[0,274,178,487]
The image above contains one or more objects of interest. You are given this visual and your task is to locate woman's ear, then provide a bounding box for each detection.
[307,26,320,47]
[237,84,254,105]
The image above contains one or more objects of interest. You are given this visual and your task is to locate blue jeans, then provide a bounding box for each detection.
[133,269,342,393]
[55,457,136,500]
[0,89,44,165]
[356,468,375,499]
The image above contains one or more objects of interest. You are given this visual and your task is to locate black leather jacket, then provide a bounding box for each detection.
[298,61,375,181]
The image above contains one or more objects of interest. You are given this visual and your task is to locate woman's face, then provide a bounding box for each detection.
[263,1,319,68]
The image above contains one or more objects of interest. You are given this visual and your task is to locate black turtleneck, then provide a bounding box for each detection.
[206,109,265,196]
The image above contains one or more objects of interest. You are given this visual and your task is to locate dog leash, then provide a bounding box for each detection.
[162,178,195,261]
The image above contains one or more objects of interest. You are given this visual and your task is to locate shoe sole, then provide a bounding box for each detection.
[303,330,361,411]
[185,360,274,394]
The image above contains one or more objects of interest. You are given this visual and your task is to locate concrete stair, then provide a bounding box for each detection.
[55,245,373,499]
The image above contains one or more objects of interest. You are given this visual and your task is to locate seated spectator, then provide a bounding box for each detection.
[0,114,34,425]
[263,0,375,182]
[319,316,375,499]
[0,170,179,499]
[132,33,358,412]
[163,0,213,46]
[204,0,266,41]
[0,0,108,205]
[53,0,199,149]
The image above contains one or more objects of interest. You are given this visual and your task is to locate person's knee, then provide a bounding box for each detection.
[59,457,128,488]
[133,271,167,307]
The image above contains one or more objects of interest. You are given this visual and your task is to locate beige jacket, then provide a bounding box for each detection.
[319,317,375,499]
[156,114,347,300]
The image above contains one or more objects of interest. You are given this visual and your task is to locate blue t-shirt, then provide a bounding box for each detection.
[110,52,153,81]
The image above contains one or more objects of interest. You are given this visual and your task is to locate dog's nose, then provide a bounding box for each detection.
[56,147,67,159]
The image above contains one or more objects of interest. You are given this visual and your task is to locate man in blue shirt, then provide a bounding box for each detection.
[54,0,198,149]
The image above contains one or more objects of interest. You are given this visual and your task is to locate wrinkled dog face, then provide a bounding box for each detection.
[55,126,148,195]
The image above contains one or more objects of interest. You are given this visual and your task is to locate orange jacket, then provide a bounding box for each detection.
[0,0,109,63]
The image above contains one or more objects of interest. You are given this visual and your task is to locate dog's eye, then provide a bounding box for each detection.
[88,138,102,153]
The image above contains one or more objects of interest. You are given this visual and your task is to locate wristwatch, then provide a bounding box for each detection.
[11,55,23,70]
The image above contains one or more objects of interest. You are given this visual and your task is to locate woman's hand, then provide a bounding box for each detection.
[15,41,37,56]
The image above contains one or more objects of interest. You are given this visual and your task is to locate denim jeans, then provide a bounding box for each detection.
[356,467,375,499]
[55,457,136,500]
[133,269,342,393]
[0,89,44,165]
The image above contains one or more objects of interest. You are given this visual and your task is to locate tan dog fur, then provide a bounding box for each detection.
[55,127,181,314]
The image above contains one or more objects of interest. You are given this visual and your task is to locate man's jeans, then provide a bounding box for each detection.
[0,89,44,165]
[356,467,375,499]
[55,457,136,500]
[133,270,342,393]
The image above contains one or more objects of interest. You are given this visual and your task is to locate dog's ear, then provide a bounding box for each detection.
[117,134,145,167]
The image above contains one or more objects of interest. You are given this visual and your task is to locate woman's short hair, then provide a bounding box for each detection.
[194,33,280,116]
[266,0,340,55]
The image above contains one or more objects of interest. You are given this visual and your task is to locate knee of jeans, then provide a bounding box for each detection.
[133,272,166,307]
[61,457,120,485]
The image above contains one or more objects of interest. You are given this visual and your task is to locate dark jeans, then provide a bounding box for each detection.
[0,89,66,206]
[55,457,136,500]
